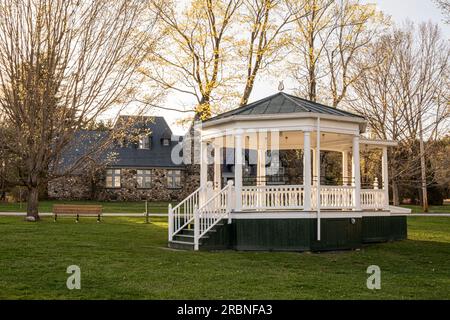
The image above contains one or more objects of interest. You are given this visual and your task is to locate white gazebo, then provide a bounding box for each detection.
[168,93,410,251]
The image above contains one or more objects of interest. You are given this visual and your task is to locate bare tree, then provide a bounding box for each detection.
[434,0,450,24]
[290,0,335,102]
[289,0,386,105]
[146,0,242,121]
[238,0,305,106]
[349,22,450,208]
[324,1,387,106]
[0,0,160,220]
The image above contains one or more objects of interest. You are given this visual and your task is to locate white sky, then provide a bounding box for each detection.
[138,0,450,135]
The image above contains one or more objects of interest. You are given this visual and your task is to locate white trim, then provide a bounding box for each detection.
[303,132,312,211]
[229,210,402,219]
[316,117,321,241]
[235,133,243,211]
[361,211,392,217]
[382,147,389,209]
[352,136,361,211]
[200,124,360,140]
[200,141,208,189]
[342,151,349,186]
[389,205,412,214]
[360,138,398,147]
[202,112,366,128]
[214,144,222,189]
[230,212,364,219]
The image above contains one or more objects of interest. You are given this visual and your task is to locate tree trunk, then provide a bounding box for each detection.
[26,186,40,221]
[240,77,255,107]
[195,95,212,121]
[308,59,317,102]
[418,125,429,212]
[392,179,399,206]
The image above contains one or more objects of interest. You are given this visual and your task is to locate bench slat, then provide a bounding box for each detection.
[53,205,102,215]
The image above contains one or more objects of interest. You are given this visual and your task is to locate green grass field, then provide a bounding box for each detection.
[401,204,450,214]
[0,200,172,214]
[0,215,449,299]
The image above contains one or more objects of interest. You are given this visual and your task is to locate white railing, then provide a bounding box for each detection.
[194,181,234,250]
[242,185,305,210]
[361,189,385,210]
[311,186,355,209]
[168,187,202,241]
[170,184,387,244]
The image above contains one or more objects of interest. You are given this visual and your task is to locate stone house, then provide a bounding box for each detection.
[48,116,199,202]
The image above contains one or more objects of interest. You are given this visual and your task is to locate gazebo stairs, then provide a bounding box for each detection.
[168,220,226,251]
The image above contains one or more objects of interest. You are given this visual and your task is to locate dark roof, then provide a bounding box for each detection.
[204,92,365,122]
[55,131,110,173]
[112,117,181,168]
[57,116,183,172]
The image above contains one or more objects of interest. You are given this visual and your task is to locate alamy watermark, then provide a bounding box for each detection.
[66,265,81,290]
[366,265,381,290]
[170,121,282,170]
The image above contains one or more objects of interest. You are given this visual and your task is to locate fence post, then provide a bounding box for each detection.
[194,208,199,251]
[145,200,149,224]
[168,204,173,242]
[227,180,234,224]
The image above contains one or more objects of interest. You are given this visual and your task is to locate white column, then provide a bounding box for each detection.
[214,143,222,190]
[303,131,312,211]
[352,136,361,211]
[200,140,208,189]
[312,148,317,185]
[342,151,349,186]
[235,133,243,211]
[200,140,208,206]
[257,149,266,186]
[382,146,389,209]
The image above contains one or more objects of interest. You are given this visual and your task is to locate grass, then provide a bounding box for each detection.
[0,216,449,299]
[0,200,173,214]
[401,204,450,214]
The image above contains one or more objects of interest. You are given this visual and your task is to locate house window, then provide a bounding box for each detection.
[162,138,170,146]
[137,169,152,188]
[167,170,181,188]
[106,169,121,188]
[139,135,151,149]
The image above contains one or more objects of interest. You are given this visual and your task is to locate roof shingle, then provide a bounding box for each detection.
[205,92,364,122]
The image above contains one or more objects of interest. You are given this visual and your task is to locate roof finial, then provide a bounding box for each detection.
[278,80,284,92]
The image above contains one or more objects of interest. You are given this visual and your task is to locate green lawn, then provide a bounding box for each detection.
[0,216,449,299]
[401,204,450,214]
[0,200,172,214]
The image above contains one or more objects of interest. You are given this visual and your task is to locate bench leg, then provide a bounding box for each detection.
[54,214,57,222]
[97,214,101,223]
[76,214,79,223]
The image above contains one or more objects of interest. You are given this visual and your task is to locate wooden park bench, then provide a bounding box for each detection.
[53,204,102,223]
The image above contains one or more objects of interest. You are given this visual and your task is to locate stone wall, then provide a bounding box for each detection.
[48,175,93,200]
[48,167,200,202]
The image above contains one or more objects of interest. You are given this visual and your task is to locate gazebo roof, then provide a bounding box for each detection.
[205,92,364,122]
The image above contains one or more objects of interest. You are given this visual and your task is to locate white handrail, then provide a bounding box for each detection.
[168,186,202,241]
[194,181,234,250]
[361,189,385,210]
[312,186,355,210]
[242,185,305,210]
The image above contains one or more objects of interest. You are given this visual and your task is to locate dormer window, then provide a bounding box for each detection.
[138,135,151,149]
[162,138,170,146]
